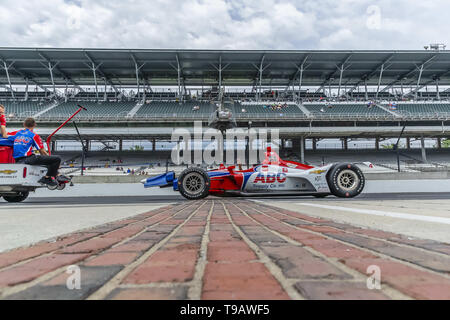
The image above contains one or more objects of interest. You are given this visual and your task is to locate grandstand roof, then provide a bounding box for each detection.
[1,48,450,88]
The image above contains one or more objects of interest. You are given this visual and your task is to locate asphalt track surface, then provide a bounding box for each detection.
[2,192,450,206]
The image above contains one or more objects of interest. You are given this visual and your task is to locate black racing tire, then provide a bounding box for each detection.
[178,167,210,200]
[3,192,29,203]
[327,163,365,198]
[47,184,58,191]
[57,183,66,191]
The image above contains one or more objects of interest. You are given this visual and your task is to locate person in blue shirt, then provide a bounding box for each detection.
[11,117,61,187]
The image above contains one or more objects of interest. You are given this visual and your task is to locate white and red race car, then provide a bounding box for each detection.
[142,147,365,200]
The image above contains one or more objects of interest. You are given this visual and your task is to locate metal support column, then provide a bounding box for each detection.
[2,61,15,100]
[218,56,222,95]
[375,138,380,150]
[258,65,263,102]
[437,138,442,149]
[300,137,305,164]
[24,78,29,101]
[364,79,368,101]
[406,137,411,149]
[253,55,268,102]
[421,137,427,163]
[48,62,56,94]
[91,62,98,99]
[436,78,440,100]
[298,65,304,101]
[104,78,107,101]
[64,79,69,102]
[210,57,230,105]
[337,65,344,98]
[343,138,348,150]
[176,55,182,102]
[376,64,384,99]
[415,64,424,100]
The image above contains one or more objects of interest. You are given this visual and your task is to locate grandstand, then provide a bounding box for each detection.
[1,48,450,170]
[41,101,137,119]
[389,102,450,117]
[134,101,214,119]
[0,100,55,118]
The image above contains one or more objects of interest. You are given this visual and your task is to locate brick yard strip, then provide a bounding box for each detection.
[0,200,449,300]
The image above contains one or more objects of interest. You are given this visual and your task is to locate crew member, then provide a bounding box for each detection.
[11,117,61,187]
[0,104,8,138]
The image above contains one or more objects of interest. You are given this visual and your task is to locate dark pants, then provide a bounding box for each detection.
[15,155,61,177]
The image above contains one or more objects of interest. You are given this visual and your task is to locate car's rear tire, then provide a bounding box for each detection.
[3,192,29,203]
[57,183,66,191]
[178,167,210,200]
[327,163,364,198]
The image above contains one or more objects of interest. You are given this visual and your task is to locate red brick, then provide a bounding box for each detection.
[341,257,450,299]
[0,254,88,287]
[295,281,389,300]
[209,231,236,241]
[207,245,257,263]
[0,233,97,269]
[108,241,154,253]
[262,245,352,280]
[144,249,199,266]
[101,225,144,241]
[302,239,376,259]
[84,252,139,266]
[176,226,205,236]
[123,249,199,283]
[108,287,188,300]
[302,225,345,234]
[58,238,119,254]
[284,230,326,243]
[124,265,196,283]
[202,290,289,300]
[203,262,288,299]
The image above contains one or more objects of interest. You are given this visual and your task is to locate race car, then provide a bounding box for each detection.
[142,147,365,200]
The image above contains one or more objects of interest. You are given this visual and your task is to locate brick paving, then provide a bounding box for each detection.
[0,200,449,300]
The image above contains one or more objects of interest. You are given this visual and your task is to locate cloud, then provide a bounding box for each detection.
[0,0,448,49]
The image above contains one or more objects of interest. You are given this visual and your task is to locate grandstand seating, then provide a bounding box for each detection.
[0,91,51,101]
[390,103,450,115]
[41,101,137,118]
[135,101,213,118]
[233,103,305,118]
[348,92,396,100]
[142,92,177,100]
[0,100,54,118]
[304,103,389,116]
[3,97,450,121]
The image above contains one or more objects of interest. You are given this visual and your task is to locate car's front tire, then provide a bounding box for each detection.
[178,167,210,200]
[327,163,365,198]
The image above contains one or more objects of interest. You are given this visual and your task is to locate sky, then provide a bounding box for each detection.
[0,0,448,50]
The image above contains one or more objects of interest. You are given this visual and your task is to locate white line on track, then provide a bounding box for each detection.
[268,202,450,225]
